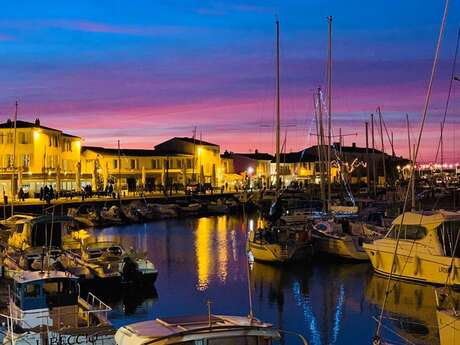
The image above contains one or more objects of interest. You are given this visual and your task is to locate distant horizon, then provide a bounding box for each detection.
[1,1,459,163]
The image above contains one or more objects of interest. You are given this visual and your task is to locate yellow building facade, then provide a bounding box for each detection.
[0,119,81,197]
[81,137,225,192]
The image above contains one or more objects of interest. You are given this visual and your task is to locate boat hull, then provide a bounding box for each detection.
[313,235,369,261]
[248,241,313,264]
[436,309,460,344]
[364,244,460,287]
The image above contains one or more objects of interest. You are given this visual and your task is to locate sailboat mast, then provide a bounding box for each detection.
[317,88,326,208]
[371,113,376,196]
[313,90,324,204]
[117,140,121,199]
[365,122,370,193]
[11,101,18,215]
[275,20,281,190]
[327,16,333,208]
[406,114,415,211]
[377,107,386,187]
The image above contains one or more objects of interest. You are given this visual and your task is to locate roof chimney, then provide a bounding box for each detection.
[352,142,356,148]
[35,118,40,126]
[255,149,259,154]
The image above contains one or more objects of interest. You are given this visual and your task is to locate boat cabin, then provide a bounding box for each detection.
[385,211,460,257]
[11,271,79,329]
[115,315,280,345]
[7,215,91,253]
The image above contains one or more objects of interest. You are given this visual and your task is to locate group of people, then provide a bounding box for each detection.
[39,185,56,204]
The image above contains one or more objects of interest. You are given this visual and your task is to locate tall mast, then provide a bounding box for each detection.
[11,101,18,215]
[314,93,324,205]
[117,140,121,199]
[406,114,414,211]
[377,107,386,188]
[440,122,444,174]
[365,122,370,193]
[327,16,333,208]
[371,113,376,196]
[317,88,326,209]
[275,19,281,190]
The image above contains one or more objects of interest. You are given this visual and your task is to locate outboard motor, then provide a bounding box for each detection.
[122,256,140,285]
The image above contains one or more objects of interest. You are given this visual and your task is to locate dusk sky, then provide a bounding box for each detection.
[1,1,460,162]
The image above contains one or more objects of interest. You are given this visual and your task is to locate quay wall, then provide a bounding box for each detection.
[0,192,239,218]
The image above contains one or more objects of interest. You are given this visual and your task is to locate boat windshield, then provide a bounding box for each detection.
[386,224,427,241]
[437,221,460,258]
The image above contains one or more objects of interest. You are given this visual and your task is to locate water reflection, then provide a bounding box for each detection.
[365,274,440,345]
[86,215,449,345]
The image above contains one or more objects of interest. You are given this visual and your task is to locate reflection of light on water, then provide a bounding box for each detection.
[231,229,237,261]
[217,216,228,283]
[331,284,345,345]
[292,281,322,345]
[195,218,213,291]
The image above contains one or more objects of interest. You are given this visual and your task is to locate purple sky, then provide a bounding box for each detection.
[0,1,459,162]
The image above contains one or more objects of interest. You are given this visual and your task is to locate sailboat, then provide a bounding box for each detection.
[247,21,314,264]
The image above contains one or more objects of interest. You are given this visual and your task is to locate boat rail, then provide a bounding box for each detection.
[84,292,112,324]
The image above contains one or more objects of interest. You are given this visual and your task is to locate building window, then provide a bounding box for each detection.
[113,159,118,169]
[18,132,31,144]
[151,159,161,169]
[186,159,192,169]
[22,154,31,168]
[176,159,183,169]
[7,133,13,144]
[63,140,72,152]
[130,159,137,169]
[6,154,14,168]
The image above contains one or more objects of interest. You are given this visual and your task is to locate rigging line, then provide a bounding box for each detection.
[434,26,460,164]
[374,0,450,342]
[379,111,395,155]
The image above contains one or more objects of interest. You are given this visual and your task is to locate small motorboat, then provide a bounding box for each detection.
[67,241,158,286]
[179,202,202,216]
[206,199,229,214]
[1,270,115,345]
[115,314,281,345]
[147,203,178,219]
[100,205,124,224]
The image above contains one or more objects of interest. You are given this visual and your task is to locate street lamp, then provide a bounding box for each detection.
[247,166,254,190]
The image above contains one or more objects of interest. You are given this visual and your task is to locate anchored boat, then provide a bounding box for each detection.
[363,211,460,287]
[248,221,313,263]
[1,270,115,345]
[115,315,281,345]
[312,219,370,261]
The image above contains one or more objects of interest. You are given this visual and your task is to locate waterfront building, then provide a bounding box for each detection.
[154,137,222,186]
[224,150,274,188]
[81,146,172,193]
[81,137,223,193]
[0,119,81,198]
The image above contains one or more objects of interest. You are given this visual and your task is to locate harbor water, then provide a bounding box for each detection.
[90,214,440,345]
